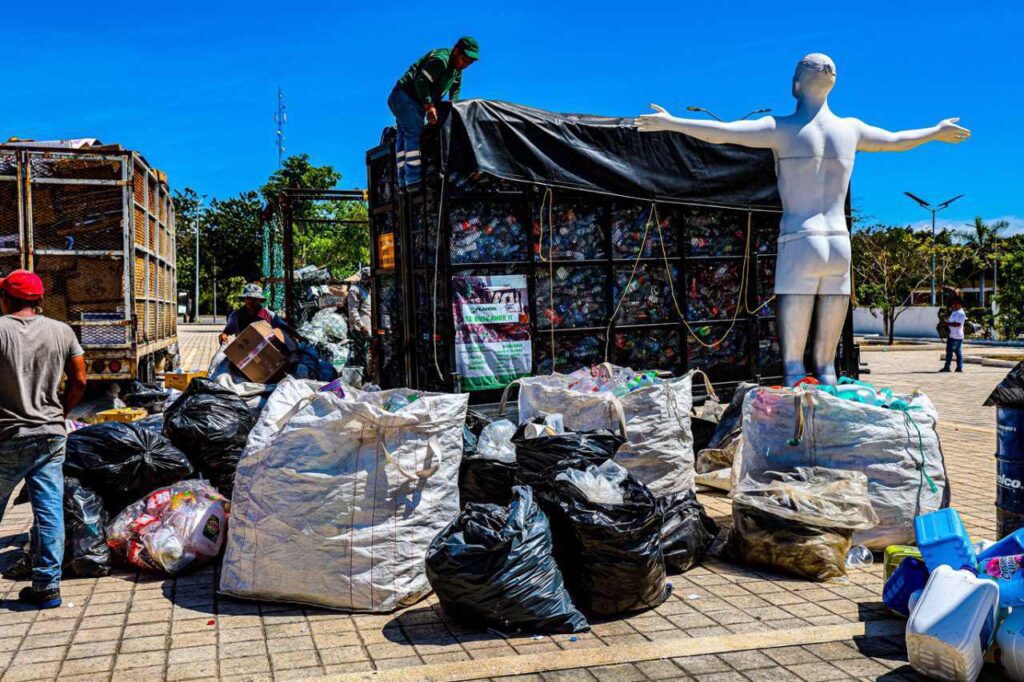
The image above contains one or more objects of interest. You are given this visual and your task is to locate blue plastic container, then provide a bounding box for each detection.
[998,408,1024,459]
[978,527,1024,563]
[915,508,978,572]
[883,557,930,617]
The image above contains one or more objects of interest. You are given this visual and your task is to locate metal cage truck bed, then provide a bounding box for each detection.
[364,100,859,403]
[0,140,178,382]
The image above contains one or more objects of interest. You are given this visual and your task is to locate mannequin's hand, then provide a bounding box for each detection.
[636,103,676,132]
[935,118,970,143]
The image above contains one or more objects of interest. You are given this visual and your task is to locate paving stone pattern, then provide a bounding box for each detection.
[0,340,1014,681]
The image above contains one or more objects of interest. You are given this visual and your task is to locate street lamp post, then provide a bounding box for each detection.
[686,106,772,122]
[903,192,965,306]
[194,215,200,323]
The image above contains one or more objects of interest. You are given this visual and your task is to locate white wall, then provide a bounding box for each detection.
[854,306,941,339]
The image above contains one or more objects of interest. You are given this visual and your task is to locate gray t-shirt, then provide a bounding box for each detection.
[0,315,84,441]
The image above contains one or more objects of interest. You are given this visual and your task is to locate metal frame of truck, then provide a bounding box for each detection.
[0,143,178,382]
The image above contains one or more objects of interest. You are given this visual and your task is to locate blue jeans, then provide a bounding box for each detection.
[0,436,65,591]
[943,338,963,371]
[387,85,424,187]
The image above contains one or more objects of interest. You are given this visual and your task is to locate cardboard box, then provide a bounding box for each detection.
[163,370,208,392]
[223,321,288,384]
[95,408,148,423]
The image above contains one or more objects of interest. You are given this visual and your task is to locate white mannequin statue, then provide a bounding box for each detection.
[637,53,969,386]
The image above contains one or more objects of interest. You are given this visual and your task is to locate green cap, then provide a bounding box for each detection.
[456,36,479,60]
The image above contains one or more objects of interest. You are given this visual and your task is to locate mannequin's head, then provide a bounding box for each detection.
[792,53,837,100]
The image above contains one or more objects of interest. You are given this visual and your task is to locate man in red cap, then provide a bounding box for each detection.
[0,270,87,608]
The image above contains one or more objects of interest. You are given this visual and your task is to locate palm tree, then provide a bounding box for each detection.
[962,216,1010,307]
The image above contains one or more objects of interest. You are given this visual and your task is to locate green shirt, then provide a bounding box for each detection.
[397,48,463,106]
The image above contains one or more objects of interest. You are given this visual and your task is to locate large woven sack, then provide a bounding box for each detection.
[738,387,949,550]
[507,367,703,497]
[220,388,468,612]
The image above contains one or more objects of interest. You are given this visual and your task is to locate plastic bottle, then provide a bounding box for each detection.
[846,545,874,568]
[906,565,998,682]
[979,554,1024,606]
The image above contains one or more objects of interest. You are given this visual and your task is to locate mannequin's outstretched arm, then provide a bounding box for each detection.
[637,104,776,149]
[856,117,970,152]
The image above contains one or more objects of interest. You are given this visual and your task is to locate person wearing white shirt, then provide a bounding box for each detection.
[940,299,967,373]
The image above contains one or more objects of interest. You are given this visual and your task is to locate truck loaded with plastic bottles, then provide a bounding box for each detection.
[0,139,179,382]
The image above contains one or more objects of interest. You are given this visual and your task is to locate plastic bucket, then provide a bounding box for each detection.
[998,457,1024,539]
[999,408,1024,459]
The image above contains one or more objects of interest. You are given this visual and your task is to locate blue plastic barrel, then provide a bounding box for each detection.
[998,408,1024,458]
[997,457,1024,538]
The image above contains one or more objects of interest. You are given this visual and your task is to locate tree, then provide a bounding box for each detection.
[961,216,1010,307]
[261,154,370,278]
[852,225,973,344]
[996,234,1024,339]
[172,188,207,319]
[203,191,263,314]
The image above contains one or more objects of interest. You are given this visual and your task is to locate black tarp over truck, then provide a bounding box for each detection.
[0,141,178,382]
[366,100,858,401]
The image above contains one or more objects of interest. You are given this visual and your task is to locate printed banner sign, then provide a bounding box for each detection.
[452,274,532,391]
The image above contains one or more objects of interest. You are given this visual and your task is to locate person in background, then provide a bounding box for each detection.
[940,298,967,373]
[347,268,372,372]
[218,283,288,346]
[0,270,87,608]
[388,36,479,188]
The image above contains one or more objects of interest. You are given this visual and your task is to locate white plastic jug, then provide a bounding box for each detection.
[997,610,1024,681]
[906,565,999,682]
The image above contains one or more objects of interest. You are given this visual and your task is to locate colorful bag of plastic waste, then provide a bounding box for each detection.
[220,387,468,612]
[538,458,670,616]
[63,477,111,577]
[65,422,195,514]
[426,486,589,634]
[512,365,699,498]
[726,467,879,581]
[163,378,256,498]
[906,564,997,682]
[739,386,948,550]
[106,480,228,574]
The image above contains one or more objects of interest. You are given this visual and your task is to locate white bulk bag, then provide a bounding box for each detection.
[738,387,949,550]
[220,388,468,612]
[508,367,703,497]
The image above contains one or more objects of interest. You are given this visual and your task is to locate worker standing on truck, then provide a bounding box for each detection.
[218,283,288,346]
[0,270,87,609]
[389,36,479,188]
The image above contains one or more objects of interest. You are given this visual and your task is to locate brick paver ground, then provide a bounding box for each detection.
[0,337,1015,681]
[174,324,222,374]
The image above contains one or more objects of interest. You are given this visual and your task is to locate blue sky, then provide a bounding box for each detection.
[4,1,1021,232]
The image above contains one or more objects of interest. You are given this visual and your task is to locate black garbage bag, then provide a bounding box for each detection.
[65,422,195,513]
[63,477,111,577]
[122,381,168,413]
[538,457,669,616]
[163,378,255,498]
[512,424,623,490]
[657,491,718,573]
[460,459,517,507]
[707,382,757,450]
[985,362,1024,407]
[426,486,589,634]
[461,418,519,507]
